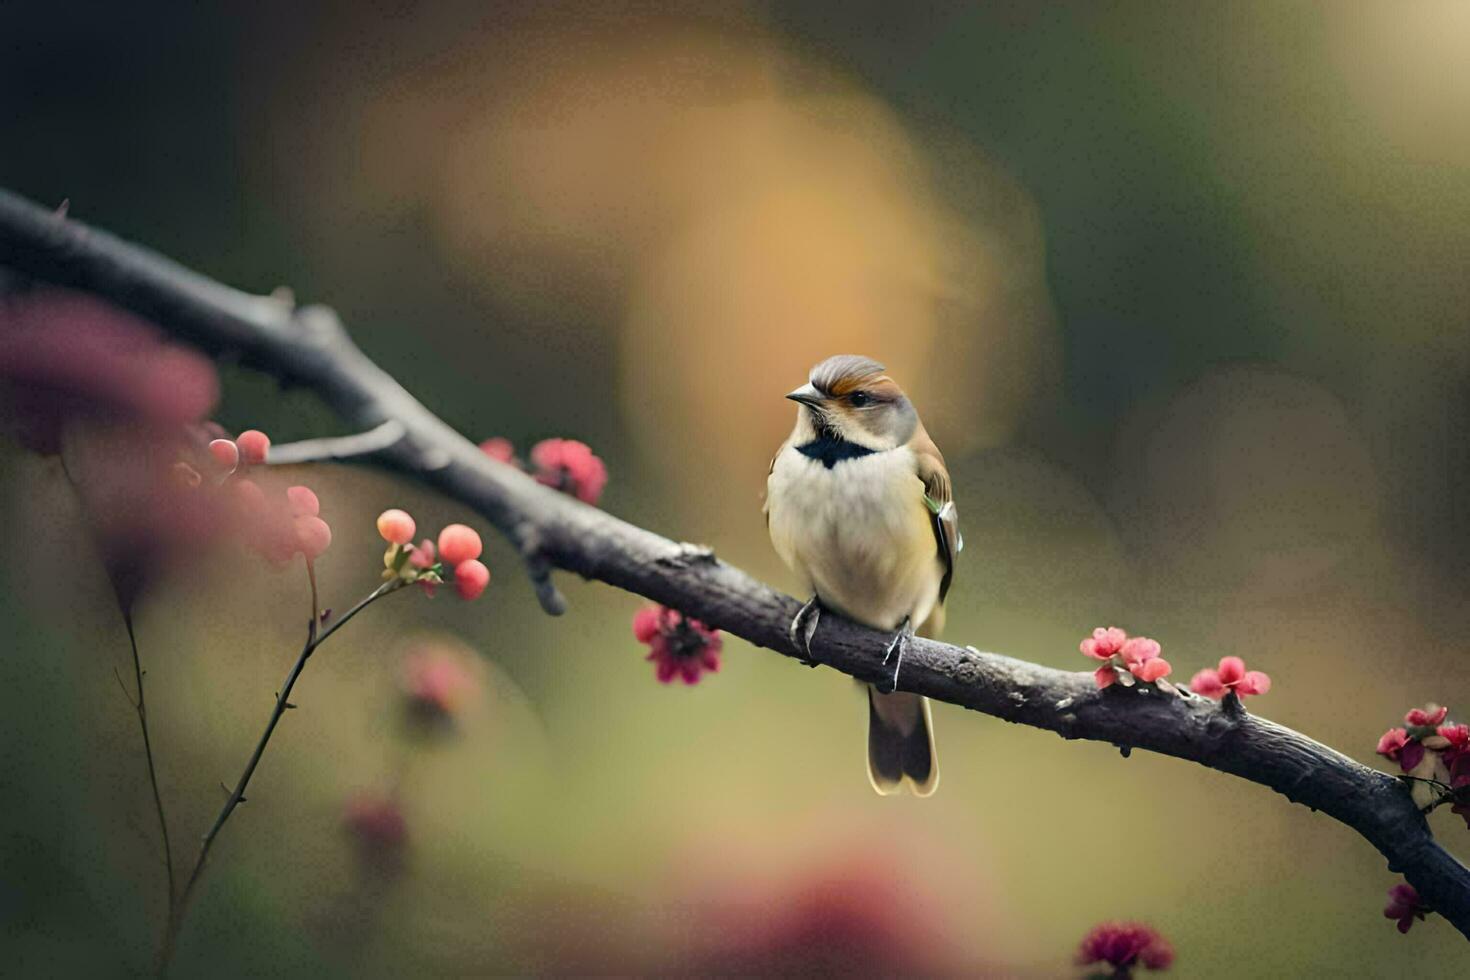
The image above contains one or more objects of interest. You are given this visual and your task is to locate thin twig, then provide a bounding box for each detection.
[55,452,178,937]
[265,420,407,466]
[125,612,178,930]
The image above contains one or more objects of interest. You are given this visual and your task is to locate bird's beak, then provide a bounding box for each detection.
[785,383,824,409]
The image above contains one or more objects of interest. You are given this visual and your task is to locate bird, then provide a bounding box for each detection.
[764,354,960,796]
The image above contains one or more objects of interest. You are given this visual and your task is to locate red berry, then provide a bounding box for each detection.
[454,559,490,599]
[376,509,416,545]
[438,524,482,566]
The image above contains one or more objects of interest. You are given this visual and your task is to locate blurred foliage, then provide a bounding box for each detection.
[3,1,1470,975]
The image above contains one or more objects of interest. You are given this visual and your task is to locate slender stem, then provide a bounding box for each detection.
[57,454,179,940]
[125,612,178,926]
[157,575,401,973]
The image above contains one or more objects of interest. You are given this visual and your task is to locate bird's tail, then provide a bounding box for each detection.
[866,687,938,796]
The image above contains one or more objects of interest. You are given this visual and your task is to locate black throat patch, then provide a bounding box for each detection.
[795,434,878,469]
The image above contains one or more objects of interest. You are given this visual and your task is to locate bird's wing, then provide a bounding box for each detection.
[913,428,960,603]
[763,437,790,527]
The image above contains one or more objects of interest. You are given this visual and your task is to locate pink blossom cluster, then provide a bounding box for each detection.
[1077,628,1273,703]
[173,426,335,565]
[376,509,490,600]
[1080,627,1171,689]
[632,604,723,685]
[1377,703,1470,828]
[1075,921,1174,976]
[479,436,608,506]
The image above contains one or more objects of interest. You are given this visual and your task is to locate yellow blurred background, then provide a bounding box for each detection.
[3,2,1470,975]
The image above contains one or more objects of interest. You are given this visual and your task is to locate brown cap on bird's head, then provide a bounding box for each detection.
[809,354,887,397]
[786,354,916,448]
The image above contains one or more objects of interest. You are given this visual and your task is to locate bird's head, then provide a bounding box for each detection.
[786,355,918,451]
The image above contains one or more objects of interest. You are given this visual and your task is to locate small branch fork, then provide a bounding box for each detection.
[3,187,1469,940]
[156,572,405,971]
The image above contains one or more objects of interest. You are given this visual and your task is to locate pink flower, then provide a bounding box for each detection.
[376,508,416,546]
[236,429,270,465]
[1080,627,1128,661]
[401,647,477,720]
[1407,704,1449,728]
[409,538,437,570]
[453,558,491,600]
[1435,723,1469,764]
[479,436,517,465]
[1383,882,1429,934]
[1120,637,1171,683]
[1189,656,1271,700]
[1076,922,1174,974]
[530,437,608,505]
[1080,627,1170,688]
[634,604,723,685]
[0,290,218,454]
[1379,726,1426,772]
[437,523,483,566]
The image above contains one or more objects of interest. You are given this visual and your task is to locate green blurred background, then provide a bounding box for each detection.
[3,1,1470,975]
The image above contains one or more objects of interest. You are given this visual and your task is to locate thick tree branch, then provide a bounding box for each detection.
[3,186,1468,939]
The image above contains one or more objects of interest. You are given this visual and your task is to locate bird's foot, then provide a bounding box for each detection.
[879,617,914,693]
[788,596,823,667]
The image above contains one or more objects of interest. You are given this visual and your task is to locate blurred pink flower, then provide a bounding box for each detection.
[530,437,608,506]
[479,436,517,465]
[401,647,477,721]
[633,604,722,685]
[676,862,960,975]
[0,290,217,454]
[1076,921,1174,975]
[1190,656,1270,700]
[343,790,407,873]
[1383,882,1429,934]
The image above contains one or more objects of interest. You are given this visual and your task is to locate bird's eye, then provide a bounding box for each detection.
[849,391,870,407]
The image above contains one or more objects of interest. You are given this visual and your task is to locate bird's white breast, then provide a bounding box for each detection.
[766,445,942,632]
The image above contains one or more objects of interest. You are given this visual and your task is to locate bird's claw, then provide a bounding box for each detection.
[878,618,913,693]
[789,596,823,667]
